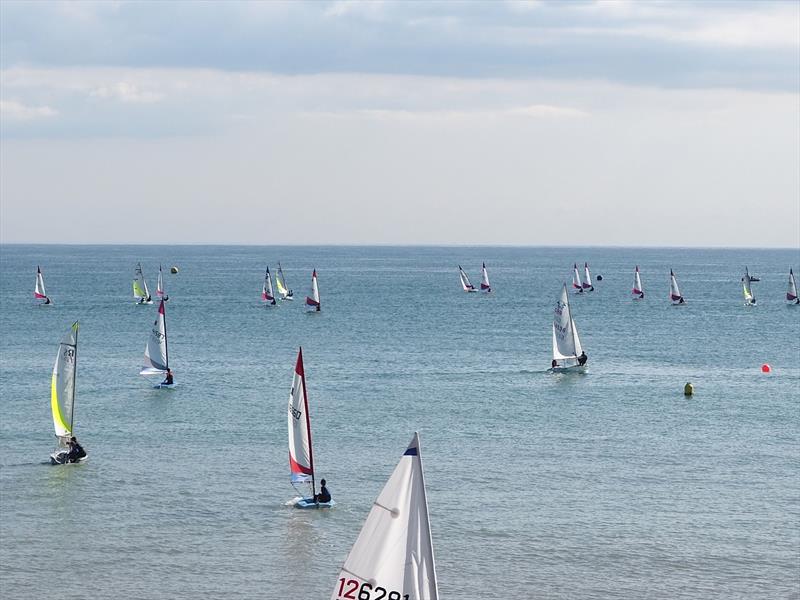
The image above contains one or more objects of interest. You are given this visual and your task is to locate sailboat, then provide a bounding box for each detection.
[50,321,85,464]
[788,268,799,304]
[261,267,277,305]
[458,265,476,292]
[34,266,52,305]
[582,262,594,292]
[669,269,685,305]
[133,263,153,304]
[156,264,169,302]
[140,300,173,388]
[288,348,333,509]
[742,267,756,306]
[276,262,294,301]
[305,269,321,312]
[572,263,584,293]
[330,433,437,600]
[550,284,586,373]
[632,266,644,299]
[480,262,492,293]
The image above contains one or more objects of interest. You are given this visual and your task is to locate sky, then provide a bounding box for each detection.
[1,0,798,247]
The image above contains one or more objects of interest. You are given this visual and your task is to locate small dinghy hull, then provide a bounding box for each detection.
[294,497,335,509]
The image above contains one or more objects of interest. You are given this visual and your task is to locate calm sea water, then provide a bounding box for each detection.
[1,245,798,599]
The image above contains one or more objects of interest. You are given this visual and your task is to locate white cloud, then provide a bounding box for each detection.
[89,81,163,103]
[0,99,57,120]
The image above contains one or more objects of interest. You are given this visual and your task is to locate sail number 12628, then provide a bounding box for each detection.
[336,578,409,600]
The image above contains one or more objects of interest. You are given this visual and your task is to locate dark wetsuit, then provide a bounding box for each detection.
[67,442,86,463]
[577,353,588,366]
[315,485,331,503]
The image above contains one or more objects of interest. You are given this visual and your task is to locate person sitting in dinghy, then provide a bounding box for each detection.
[578,352,588,366]
[163,369,174,386]
[315,479,331,504]
[67,437,86,463]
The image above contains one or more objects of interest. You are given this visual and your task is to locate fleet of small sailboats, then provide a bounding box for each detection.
[669,269,685,305]
[50,321,84,464]
[140,300,173,387]
[632,265,644,299]
[551,283,586,373]
[276,262,294,301]
[480,262,492,293]
[787,269,798,304]
[305,269,321,312]
[262,267,277,306]
[34,266,51,305]
[742,267,756,306]
[458,265,477,292]
[331,432,437,600]
[133,262,153,304]
[287,348,333,509]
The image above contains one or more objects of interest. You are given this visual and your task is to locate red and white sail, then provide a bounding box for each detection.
[156,264,168,299]
[669,269,684,304]
[582,262,594,291]
[288,349,314,490]
[34,266,49,302]
[787,268,798,303]
[458,265,476,292]
[331,433,438,600]
[141,300,169,376]
[305,269,321,311]
[480,262,491,292]
[632,266,644,297]
[262,267,276,305]
[572,264,583,293]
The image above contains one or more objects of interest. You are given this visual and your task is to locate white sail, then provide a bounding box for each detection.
[133,263,152,302]
[458,265,476,292]
[582,262,594,291]
[572,264,583,292]
[632,266,643,297]
[743,267,755,304]
[51,321,79,441]
[480,262,491,292]
[262,267,276,305]
[276,262,293,300]
[670,269,684,304]
[331,433,438,600]
[305,269,321,311]
[156,264,168,300]
[552,283,583,363]
[141,300,169,375]
[288,348,314,490]
[788,268,799,303]
[35,266,49,301]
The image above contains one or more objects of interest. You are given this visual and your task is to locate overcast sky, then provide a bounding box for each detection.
[1,0,798,246]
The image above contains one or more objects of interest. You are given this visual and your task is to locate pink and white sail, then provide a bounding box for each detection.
[788,269,799,303]
[480,262,491,292]
[262,267,276,305]
[582,262,594,291]
[572,264,583,293]
[669,269,684,304]
[156,264,168,300]
[305,269,321,311]
[288,348,314,490]
[331,433,438,600]
[632,266,644,298]
[34,266,49,302]
[458,266,476,292]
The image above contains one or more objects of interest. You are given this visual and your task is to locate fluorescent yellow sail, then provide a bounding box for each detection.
[133,280,146,298]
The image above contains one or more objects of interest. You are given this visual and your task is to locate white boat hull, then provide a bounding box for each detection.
[549,364,587,374]
[294,497,335,509]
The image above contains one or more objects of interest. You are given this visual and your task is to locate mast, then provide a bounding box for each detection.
[299,347,315,497]
[161,300,169,370]
[70,321,79,435]
[415,432,439,595]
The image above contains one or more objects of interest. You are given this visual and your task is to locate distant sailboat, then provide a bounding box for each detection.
[572,263,584,293]
[787,268,799,304]
[330,433,437,600]
[50,321,85,464]
[276,262,294,301]
[632,266,644,299]
[262,267,277,305]
[133,263,153,304]
[305,269,321,312]
[582,262,594,292]
[156,264,169,302]
[480,262,492,293]
[34,266,52,305]
[670,269,685,305]
[742,267,756,306]
[288,348,333,509]
[140,300,173,387]
[458,265,476,292]
[551,283,587,373]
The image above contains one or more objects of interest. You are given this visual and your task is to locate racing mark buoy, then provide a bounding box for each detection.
[683,382,693,396]
[761,363,771,373]
[596,274,603,281]
[170,266,179,274]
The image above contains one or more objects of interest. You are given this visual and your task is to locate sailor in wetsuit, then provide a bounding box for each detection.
[315,479,331,503]
[577,352,588,366]
[67,437,87,463]
[163,369,174,385]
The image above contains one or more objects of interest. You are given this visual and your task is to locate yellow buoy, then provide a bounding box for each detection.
[684,382,694,396]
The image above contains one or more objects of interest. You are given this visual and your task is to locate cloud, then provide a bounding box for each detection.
[0,99,57,120]
[89,82,163,103]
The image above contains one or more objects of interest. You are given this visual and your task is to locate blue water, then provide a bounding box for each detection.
[1,245,798,599]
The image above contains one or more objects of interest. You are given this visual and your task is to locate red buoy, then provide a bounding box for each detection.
[761,364,771,373]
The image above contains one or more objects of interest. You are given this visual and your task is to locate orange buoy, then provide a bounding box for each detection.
[761,364,771,373]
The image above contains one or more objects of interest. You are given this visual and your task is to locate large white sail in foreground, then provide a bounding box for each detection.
[331,433,438,600]
[141,300,169,376]
[288,348,314,489]
[552,283,583,365]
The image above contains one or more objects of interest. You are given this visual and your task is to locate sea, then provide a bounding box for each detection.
[0,245,798,600]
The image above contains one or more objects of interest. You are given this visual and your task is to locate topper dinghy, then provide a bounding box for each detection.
[140,300,174,388]
[550,283,587,373]
[572,263,584,293]
[133,263,153,304]
[262,267,277,305]
[35,266,52,305]
[276,262,294,301]
[156,264,169,302]
[582,262,594,292]
[742,267,756,306]
[458,265,476,292]
[788,268,799,304]
[305,269,321,312]
[480,262,492,293]
[632,266,644,299]
[670,269,685,305]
